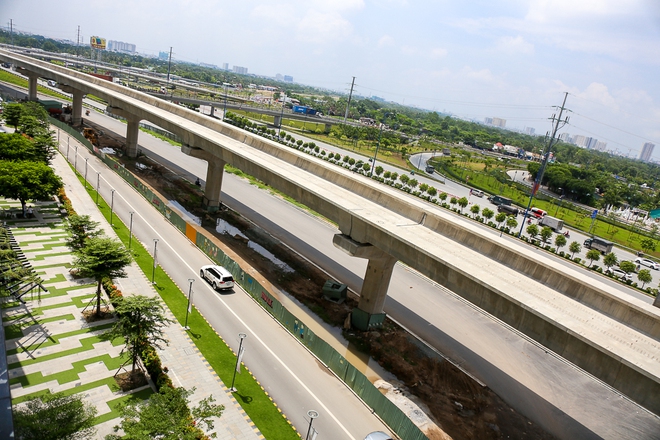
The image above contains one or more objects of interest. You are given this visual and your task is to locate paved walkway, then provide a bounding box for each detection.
[3,149,263,439]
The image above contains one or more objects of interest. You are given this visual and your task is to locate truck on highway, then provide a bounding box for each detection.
[584,237,614,254]
[292,105,318,116]
[488,195,512,206]
[38,99,63,115]
[539,215,563,232]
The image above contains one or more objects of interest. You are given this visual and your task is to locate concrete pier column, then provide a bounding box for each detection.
[333,234,397,330]
[210,105,215,117]
[106,106,141,157]
[125,115,141,157]
[181,145,226,211]
[72,89,84,127]
[205,158,227,210]
[273,115,282,128]
[27,73,39,101]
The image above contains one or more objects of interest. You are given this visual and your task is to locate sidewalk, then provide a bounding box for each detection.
[49,149,263,439]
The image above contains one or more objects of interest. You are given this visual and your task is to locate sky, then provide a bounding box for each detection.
[3,0,660,159]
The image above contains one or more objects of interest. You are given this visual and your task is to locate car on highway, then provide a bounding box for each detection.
[471,189,484,197]
[634,258,660,270]
[605,267,632,282]
[200,265,235,290]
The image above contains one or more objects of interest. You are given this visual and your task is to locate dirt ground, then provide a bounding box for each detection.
[95,126,554,440]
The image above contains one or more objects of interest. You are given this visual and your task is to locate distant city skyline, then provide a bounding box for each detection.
[5,1,659,159]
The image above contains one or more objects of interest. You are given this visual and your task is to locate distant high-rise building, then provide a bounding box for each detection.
[158,51,169,60]
[586,137,598,150]
[222,63,229,70]
[640,142,655,162]
[559,132,571,143]
[107,40,136,53]
[275,73,284,81]
[484,117,493,125]
[233,66,248,75]
[572,135,587,147]
[283,75,293,82]
[524,127,535,135]
[595,141,607,151]
[492,117,506,128]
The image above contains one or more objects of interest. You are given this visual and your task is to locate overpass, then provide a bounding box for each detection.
[148,92,337,131]
[2,49,660,416]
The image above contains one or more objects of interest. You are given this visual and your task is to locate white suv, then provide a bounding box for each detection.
[200,265,235,290]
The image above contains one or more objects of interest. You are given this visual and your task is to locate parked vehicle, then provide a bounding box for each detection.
[497,204,519,216]
[605,267,632,281]
[539,215,564,232]
[488,195,512,206]
[530,207,546,219]
[200,265,235,290]
[583,237,614,254]
[635,258,660,270]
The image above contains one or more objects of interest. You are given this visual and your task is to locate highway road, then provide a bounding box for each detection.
[2,74,659,438]
[54,126,394,440]
[72,109,660,439]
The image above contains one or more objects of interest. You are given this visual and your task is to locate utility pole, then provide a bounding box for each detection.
[167,47,173,83]
[518,92,570,237]
[10,20,13,47]
[76,25,80,57]
[343,76,356,124]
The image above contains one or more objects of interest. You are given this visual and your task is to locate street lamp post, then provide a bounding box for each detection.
[128,211,134,250]
[95,173,100,205]
[84,158,88,188]
[230,333,247,392]
[222,84,228,121]
[370,121,385,177]
[305,410,319,440]
[555,189,564,216]
[183,279,194,330]
[109,189,115,226]
[67,137,70,160]
[151,239,159,284]
[278,94,286,137]
[74,146,78,171]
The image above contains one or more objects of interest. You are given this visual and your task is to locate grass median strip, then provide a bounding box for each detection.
[73,159,299,438]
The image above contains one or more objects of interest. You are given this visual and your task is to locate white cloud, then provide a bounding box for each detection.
[297,10,354,43]
[494,35,534,55]
[378,35,395,48]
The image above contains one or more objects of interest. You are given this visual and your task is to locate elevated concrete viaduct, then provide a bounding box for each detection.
[3,49,660,415]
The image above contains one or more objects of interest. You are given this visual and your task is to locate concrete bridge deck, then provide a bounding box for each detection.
[1,49,659,415]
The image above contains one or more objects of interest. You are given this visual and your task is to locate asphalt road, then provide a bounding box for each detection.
[3,74,659,438]
[75,110,660,439]
[54,127,393,439]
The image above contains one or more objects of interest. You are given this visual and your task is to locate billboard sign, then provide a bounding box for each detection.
[90,36,106,50]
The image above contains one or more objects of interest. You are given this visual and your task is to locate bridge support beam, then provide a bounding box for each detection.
[209,105,215,118]
[72,89,84,127]
[324,123,332,134]
[333,234,396,330]
[273,115,282,128]
[26,72,38,101]
[181,145,226,211]
[106,106,141,157]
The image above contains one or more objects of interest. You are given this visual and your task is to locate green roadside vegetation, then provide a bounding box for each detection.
[70,166,299,439]
[429,150,660,257]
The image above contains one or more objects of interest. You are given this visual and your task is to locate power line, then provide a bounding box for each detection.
[570,111,658,146]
